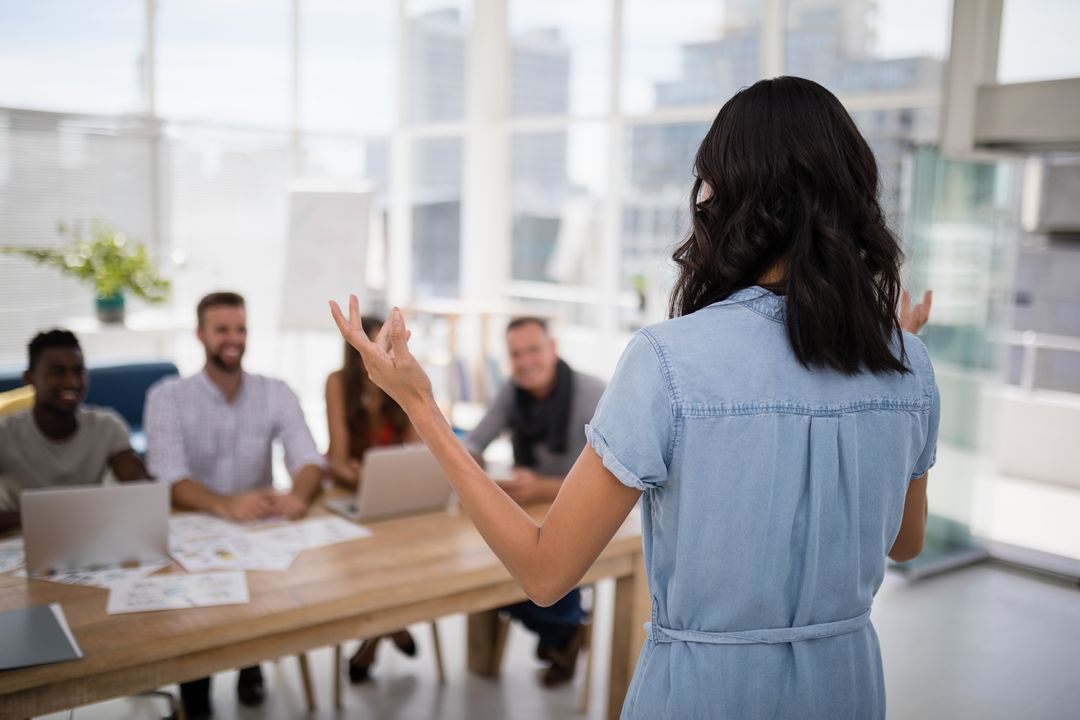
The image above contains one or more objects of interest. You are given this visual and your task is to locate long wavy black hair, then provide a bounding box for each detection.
[669,76,909,375]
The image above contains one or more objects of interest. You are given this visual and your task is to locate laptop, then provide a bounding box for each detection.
[21,481,170,576]
[326,444,454,523]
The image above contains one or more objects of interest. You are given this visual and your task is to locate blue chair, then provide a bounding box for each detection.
[0,371,24,394]
[84,362,179,454]
[0,361,179,454]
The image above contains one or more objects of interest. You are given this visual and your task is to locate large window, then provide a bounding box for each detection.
[0,1,152,358]
[786,0,950,94]
[509,1,610,117]
[1,0,963,352]
[408,1,469,123]
[510,125,607,286]
[998,0,1080,83]
[157,0,292,128]
[301,0,397,135]
[620,120,708,324]
[411,136,463,297]
[622,0,761,114]
[0,1,145,116]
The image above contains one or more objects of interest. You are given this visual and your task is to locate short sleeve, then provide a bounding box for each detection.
[272,380,326,476]
[910,344,941,479]
[144,381,191,485]
[99,409,133,458]
[585,330,675,491]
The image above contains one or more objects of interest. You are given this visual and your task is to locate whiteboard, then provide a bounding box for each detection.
[280,183,372,332]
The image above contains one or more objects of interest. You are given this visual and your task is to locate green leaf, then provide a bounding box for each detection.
[0,220,172,304]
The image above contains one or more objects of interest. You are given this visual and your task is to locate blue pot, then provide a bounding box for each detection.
[95,292,125,324]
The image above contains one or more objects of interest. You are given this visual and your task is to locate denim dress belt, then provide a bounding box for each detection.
[645,608,871,645]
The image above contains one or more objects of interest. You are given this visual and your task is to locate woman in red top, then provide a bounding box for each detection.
[326,316,421,682]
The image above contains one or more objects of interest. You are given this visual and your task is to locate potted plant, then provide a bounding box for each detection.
[1,220,171,324]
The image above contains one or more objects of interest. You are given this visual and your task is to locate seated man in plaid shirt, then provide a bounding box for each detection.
[145,291,325,719]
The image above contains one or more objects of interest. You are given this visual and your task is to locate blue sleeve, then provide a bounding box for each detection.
[585,330,676,491]
[911,345,940,479]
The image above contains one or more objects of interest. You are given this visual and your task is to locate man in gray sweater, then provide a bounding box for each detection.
[464,317,606,687]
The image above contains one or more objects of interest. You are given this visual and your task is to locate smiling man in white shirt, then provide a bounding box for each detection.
[144,291,325,718]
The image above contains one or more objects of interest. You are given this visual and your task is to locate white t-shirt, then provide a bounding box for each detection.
[0,406,132,511]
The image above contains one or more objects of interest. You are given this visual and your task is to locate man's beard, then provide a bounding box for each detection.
[209,349,243,372]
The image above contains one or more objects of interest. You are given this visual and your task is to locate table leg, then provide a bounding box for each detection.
[608,552,649,720]
[333,644,343,709]
[297,653,317,711]
[466,609,509,678]
[430,620,447,684]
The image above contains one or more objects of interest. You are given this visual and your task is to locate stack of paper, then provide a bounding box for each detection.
[106,571,249,614]
[17,561,169,589]
[0,537,24,574]
[170,533,298,573]
[168,515,371,573]
[246,516,373,554]
[168,514,246,547]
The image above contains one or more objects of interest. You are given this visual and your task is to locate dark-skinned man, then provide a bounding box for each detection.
[0,329,149,533]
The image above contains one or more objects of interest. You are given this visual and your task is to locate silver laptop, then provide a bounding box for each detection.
[326,444,453,523]
[21,482,170,576]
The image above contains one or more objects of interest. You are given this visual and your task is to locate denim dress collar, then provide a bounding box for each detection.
[708,285,786,323]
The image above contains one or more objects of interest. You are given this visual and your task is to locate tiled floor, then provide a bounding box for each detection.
[40,562,1080,720]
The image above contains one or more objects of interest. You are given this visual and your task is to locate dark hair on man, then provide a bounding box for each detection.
[27,329,81,370]
[196,291,246,327]
[669,76,909,375]
[506,317,548,334]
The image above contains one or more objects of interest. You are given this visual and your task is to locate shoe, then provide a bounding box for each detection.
[349,638,379,684]
[542,662,574,687]
[348,661,371,684]
[540,624,588,688]
[390,629,418,657]
[236,665,266,707]
[180,677,213,718]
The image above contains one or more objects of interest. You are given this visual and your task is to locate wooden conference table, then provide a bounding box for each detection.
[0,502,648,720]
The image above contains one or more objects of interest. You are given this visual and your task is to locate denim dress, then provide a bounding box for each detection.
[586,286,940,719]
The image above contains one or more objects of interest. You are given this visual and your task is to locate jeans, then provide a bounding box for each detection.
[504,588,584,649]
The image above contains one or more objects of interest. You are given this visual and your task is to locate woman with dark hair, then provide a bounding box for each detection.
[331,76,937,718]
[325,317,422,682]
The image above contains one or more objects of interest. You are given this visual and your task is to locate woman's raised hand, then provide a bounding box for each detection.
[900,289,932,335]
[329,295,433,413]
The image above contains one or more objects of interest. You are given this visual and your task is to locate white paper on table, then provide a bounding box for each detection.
[300,516,373,548]
[169,513,291,548]
[106,571,249,614]
[246,516,372,554]
[17,560,169,588]
[0,537,24,574]
[170,534,297,573]
[168,514,246,547]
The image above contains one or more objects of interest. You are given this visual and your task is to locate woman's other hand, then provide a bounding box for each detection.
[329,296,432,414]
[348,458,363,485]
[900,289,932,335]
